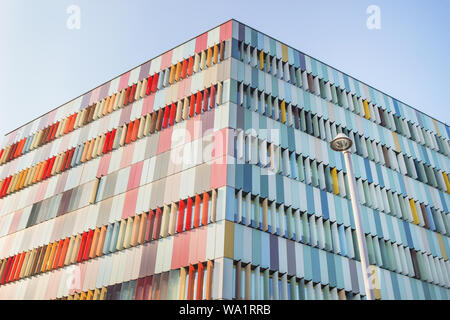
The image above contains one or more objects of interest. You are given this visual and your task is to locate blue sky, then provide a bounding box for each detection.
[1,0,449,139]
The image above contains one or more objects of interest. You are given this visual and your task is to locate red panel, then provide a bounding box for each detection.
[8,253,20,282]
[187,264,195,300]
[77,232,88,263]
[82,230,94,261]
[52,239,65,269]
[107,129,116,152]
[131,118,140,142]
[45,156,56,179]
[125,120,134,145]
[151,73,159,93]
[40,159,50,181]
[189,94,196,118]
[181,59,188,79]
[145,76,153,96]
[124,86,131,106]
[176,199,186,233]
[195,91,202,115]
[187,56,194,76]
[102,131,111,154]
[58,237,70,268]
[162,105,170,129]
[202,192,209,226]
[129,83,137,104]
[196,262,205,300]
[210,85,216,109]
[185,197,193,231]
[203,88,209,112]
[1,257,12,284]
[50,122,59,141]
[169,102,176,126]
[193,194,201,228]
[13,252,26,281]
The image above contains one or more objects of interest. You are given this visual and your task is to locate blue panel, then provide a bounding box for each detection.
[375,163,385,188]
[364,158,373,183]
[231,38,241,60]
[299,52,306,71]
[390,272,401,300]
[311,247,321,283]
[302,245,312,281]
[343,74,350,92]
[275,174,284,204]
[403,221,414,249]
[320,190,329,220]
[392,99,401,117]
[269,234,279,271]
[306,184,315,214]
[261,231,270,268]
[326,252,337,287]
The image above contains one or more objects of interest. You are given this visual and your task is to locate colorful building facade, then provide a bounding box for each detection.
[0,20,448,300]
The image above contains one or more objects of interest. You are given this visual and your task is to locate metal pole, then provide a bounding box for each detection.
[343,150,374,300]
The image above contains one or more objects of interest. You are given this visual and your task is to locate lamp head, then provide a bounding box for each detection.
[330,133,353,152]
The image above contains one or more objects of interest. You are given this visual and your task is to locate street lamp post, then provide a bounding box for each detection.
[330,133,374,300]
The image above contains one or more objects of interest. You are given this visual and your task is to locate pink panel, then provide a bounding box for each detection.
[122,188,138,219]
[219,20,233,41]
[183,76,192,97]
[34,180,49,203]
[119,143,135,169]
[181,231,190,267]
[127,161,143,191]
[55,171,69,194]
[8,210,22,234]
[171,233,182,269]
[157,126,173,155]
[118,71,131,91]
[141,94,155,116]
[161,50,173,70]
[89,87,100,105]
[184,117,202,144]
[188,228,198,265]
[212,128,229,159]
[46,109,58,127]
[196,226,207,263]
[177,77,186,100]
[46,269,62,299]
[195,32,208,53]
[59,134,70,153]
[97,152,112,177]
[210,155,227,190]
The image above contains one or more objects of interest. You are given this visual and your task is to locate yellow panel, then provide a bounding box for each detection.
[442,172,450,194]
[175,61,182,82]
[169,64,176,84]
[259,50,264,71]
[281,44,288,62]
[206,47,212,67]
[178,267,187,300]
[280,100,286,124]
[331,168,340,195]
[213,44,219,65]
[432,119,441,136]
[436,233,448,260]
[392,132,401,153]
[409,199,419,225]
[224,221,234,260]
[363,100,371,119]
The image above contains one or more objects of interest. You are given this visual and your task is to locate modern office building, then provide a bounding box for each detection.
[0,19,448,300]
